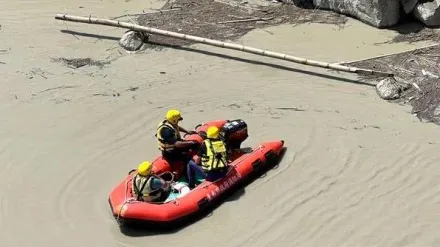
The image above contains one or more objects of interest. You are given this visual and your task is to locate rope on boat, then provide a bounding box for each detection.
[116,177,135,222]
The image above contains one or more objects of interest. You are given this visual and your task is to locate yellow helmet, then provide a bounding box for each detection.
[137,161,152,176]
[166,109,183,125]
[206,126,220,139]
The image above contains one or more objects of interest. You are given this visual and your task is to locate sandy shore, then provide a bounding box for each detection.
[2,0,440,246]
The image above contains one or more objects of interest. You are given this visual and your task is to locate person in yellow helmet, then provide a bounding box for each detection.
[132,161,171,202]
[155,109,198,166]
[186,126,229,189]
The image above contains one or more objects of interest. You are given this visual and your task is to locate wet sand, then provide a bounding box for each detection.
[2,0,440,246]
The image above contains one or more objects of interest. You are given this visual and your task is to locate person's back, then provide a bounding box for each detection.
[185,126,229,188]
[200,126,229,181]
[131,161,169,202]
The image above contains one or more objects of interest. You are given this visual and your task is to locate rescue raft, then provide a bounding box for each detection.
[108,119,285,228]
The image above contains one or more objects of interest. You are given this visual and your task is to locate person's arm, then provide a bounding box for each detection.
[178,126,190,134]
[197,142,206,156]
[150,177,168,190]
[178,125,198,135]
[161,126,196,148]
[194,143,206,164]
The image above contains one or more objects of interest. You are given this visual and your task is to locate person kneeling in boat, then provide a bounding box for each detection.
[132,161,171,202]
[186,126,229,189]
[156,109,198,167]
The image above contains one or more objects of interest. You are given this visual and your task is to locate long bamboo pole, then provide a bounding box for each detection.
[54,14,394,77]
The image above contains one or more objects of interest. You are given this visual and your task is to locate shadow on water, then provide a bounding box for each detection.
[59,30,375,87]
[60,29,122,41]
[118,147,287,237]
[147,42,376,87]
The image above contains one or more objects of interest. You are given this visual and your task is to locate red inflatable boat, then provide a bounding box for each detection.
[108,119,285,228]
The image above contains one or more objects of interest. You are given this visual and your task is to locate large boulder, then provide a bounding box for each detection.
[400,0,419,14]
[413,0,440,27]
[312,0,401,27]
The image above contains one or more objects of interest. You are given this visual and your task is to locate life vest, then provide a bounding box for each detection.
[155,120,181,152]
[201,139,228,172]
[132,175,162,202]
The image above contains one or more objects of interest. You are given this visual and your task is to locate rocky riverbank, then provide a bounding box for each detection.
[274,0,440,125]
[280,0,440,28]
[117,0,347,50]
[345,44,440,125]
[114,0,440,125]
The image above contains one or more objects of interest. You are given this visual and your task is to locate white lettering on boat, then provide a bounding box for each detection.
[206,172,242,201]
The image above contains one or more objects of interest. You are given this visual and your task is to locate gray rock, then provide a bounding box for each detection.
[376,77,401,100]
[434,105,440,117]
[413,0,440,27]
[312,0,401,27]
[400,0,419,14]
[119,30,149,51]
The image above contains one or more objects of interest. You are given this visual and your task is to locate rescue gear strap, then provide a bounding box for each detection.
[202,139,227,171]
[132,175,161,201]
